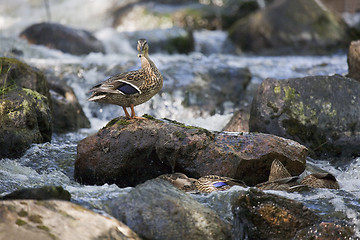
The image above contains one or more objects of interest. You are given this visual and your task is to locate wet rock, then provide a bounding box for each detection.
[294,221,356,240]
[0,186,71,201]
[19,22,105,56]
[232,188,319,239]
[112,0,259,31]
[0,57,50,101]
[348,40,360,81]
[0,88,52,158]
[222,107,250,132]
[0,200,141,240]
[229,0,349,54]
[249,75,360,159]
[48,77,90,133]
[110,179,231,240]
[75,117,307,187]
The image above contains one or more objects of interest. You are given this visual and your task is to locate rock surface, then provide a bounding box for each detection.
[75,117,307,187]
[110,179,231,240]
[229,0,349,54]
[0,186,71,201]
[48,77,90,133]
[19,22,105,55]
[249,75,360,158]
[0,200,141,240]
[348,40,360,81]
[232,188,319,239]
[0,88,52,158]
[222,107,250,132]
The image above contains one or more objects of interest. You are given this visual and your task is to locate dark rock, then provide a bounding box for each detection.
[0,186,71,201]
[232,188,319,239]
[222,107,250,132]
[110,179,231,240]
[0,200,141,240]
[75,117,307,187]
[0,57,50,101]
[348,40,360,81]
[48,77,90,133]
[0,88,52,158]
[19,22,105,56]
[229,0,349,54]
[294,221,356,240]
[249,75,360,158]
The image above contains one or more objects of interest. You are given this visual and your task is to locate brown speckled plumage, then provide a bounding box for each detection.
[88,39,163,119]
[157,173,197,192]
[268,159,291,182]
[300,173,340,189]
[195,175,245,193]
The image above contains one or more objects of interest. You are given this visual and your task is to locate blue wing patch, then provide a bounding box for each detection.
[213,182,228,188]
[117,83,140,95]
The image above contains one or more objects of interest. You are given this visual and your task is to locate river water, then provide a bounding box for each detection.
[1,0,360,237]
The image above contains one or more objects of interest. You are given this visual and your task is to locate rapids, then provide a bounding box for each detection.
[1,0,359,237]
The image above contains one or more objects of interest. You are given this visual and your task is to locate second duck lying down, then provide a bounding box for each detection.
[88,39,163,119]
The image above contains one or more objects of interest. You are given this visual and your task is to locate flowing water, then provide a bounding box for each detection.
[1,0,360,237]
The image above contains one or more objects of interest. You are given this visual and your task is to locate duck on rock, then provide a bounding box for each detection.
[88,39,163,119]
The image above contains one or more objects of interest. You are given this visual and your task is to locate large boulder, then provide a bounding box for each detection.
[0,88,52,158]
[0,200,141,240]
[110,179,231,240]
[75,117,307,187]
[48,77,90,133]
[229,0,349,54]
[19,22,105,56]
[232,188,319,239]
[249,75,360,158]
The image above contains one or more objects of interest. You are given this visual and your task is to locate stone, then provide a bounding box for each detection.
[222,107,250,132]
[249,75,360,158]
[229,0,349,54]
[0,88,52,158]
[294,221,356,240]
[0,186,71,201]
[48,77,90,133]
[75,117,307,187]
[232,188,319,239]
[348,40,360,81]
[19,22,105,56]
[110,179,231,240]
[0,200,141,240]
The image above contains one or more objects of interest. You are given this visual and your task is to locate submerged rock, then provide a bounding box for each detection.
[75,117,307,187]
[232,188,319,239]
[19,22,105,55]
[48,77,90,133]
[0,200,141,240]
[249,75,360,159]
[110,179,231,240]
[0,186,71,201]
[229,0,349,54]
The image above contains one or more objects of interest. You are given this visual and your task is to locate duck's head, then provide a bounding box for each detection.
[137,39,149,58]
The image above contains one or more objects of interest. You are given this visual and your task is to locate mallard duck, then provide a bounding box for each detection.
[195,175,246,193]
[300,173,340,189]
[88,39,163,119]
[256,176,309,192]
[268,159,291,182]
[157,173,197,192]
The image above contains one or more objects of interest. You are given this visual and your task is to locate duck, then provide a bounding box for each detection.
[268,159,291,182]
[157,173,197,192]
[88,39,163,119]
[195,175,246,193]
[300,172,340,189]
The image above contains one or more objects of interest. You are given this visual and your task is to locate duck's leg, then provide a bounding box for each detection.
[122,106,131,119]
[130,104,146,119]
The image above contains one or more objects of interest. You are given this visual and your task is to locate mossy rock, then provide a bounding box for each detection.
[1,186,71,201]
[0,88,52,158]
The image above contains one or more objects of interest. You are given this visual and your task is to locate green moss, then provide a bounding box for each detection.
[274,86,281,95]
[103,118,130,129]
[29,214,43,224]
[163,118,215,140]
[17,209,28,217]
[16,219,27,226]
[173,131,187,141]
[37,225,50,231]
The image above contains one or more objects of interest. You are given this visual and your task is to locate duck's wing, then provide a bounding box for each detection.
[89,71,143,96]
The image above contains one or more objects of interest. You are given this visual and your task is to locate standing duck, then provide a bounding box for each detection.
[88,39,163,119]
